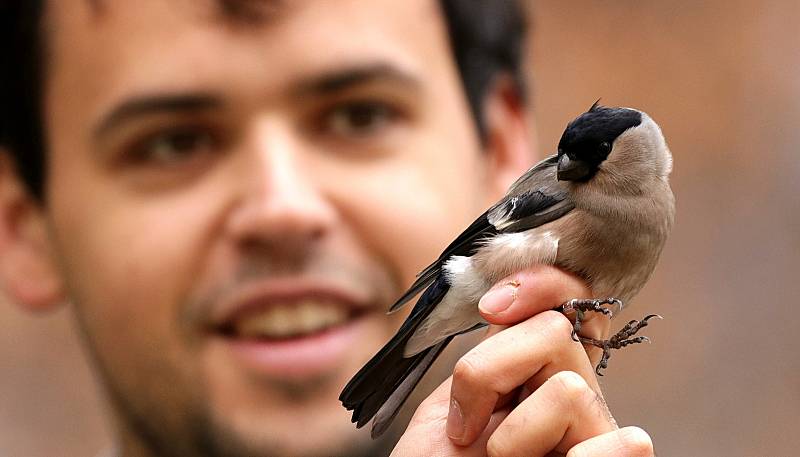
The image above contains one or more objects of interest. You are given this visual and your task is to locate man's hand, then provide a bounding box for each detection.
[391,265,654,457]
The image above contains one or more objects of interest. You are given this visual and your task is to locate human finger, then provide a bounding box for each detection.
[391,375,510,457]
[486,371,618,457]
[447,310,601,446]
[566,426,655,457]
[477,265,612,365]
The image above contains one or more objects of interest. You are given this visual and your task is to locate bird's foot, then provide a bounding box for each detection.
[558,298,624,342]
[579,314,662,376]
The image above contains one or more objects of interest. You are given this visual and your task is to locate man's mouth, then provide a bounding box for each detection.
[219,301,358,340]
[206,283,378,379]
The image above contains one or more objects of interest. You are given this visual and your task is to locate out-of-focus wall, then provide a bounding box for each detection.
[2,2,799,456]
[0,304,111,456]
[529,1,800,456]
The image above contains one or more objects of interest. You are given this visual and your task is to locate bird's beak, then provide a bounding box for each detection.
[557,155,593,181]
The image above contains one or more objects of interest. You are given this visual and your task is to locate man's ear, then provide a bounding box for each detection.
[480,75,537,204]
[0,150,64,312]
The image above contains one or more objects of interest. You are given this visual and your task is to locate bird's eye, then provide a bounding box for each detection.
[599,141,612,155]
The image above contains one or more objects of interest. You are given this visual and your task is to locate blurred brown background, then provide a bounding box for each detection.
[2,1,799,455]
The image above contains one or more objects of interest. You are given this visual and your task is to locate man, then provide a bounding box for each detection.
[0,0,655,456]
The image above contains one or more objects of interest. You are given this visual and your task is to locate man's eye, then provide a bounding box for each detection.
[130,127,218,165]
[323,101,401,138]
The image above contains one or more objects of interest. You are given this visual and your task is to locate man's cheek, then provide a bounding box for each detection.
[57,205,198,340]
[324,164,466,278]
[67,220,204,397]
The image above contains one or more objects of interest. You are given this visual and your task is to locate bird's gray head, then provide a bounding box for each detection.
[556,102,671,187]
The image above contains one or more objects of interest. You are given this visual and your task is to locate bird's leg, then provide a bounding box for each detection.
[557,298,623,342]
[579,314,662,376]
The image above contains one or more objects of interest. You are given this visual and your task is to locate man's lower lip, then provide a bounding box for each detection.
[215,316,369,379]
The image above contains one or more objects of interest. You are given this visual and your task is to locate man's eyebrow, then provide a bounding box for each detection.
[93,93,223,139]
[92,65,418,138]
[292,63,423,96]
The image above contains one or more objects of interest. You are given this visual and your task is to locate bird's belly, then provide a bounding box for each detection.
[554,212,664,301]
[470,229,561,284]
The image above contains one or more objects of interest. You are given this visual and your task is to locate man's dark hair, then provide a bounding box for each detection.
[0,0,46,198]
[0,0,526,200]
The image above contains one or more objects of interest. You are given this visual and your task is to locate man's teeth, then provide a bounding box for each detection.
[234,302,350,339]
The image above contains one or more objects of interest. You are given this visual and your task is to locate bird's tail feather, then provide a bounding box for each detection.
[340,277,452,436]
[369,337,452,437]
[370,320,488,438]
[339,331,451,433]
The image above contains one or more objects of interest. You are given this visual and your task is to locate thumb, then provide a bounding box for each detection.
[477,265,591,326]
[391,376,507,457]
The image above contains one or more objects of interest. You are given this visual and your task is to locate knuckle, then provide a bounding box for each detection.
[452,355,484,386]
[550,370,590,398]
[453,349,507,394]
[567,446,591,457]
[617,426,654,456]
[539,266,589,298]
[486,435,511,457]
[541,310,575,336]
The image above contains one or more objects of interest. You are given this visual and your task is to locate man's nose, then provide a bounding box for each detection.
[225,122,337,249]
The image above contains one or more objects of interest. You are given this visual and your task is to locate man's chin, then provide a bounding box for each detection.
[194,311,403,456]
[201,405,392,457]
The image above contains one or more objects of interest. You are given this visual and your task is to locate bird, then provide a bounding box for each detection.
[340,101,675,438]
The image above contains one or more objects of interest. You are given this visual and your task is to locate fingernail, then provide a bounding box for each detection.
[446,398,464,441]
[478,280,519,315]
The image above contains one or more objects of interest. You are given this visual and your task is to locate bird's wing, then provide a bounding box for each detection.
[504,153,560,196]
[488,188,574,232]
[488,155,574,232]
[389,154,571,313]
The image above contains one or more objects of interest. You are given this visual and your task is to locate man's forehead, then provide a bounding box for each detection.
[44,0,452,128]
[45,0,445,76]
[67,0,291,23]
[48,0,441,33]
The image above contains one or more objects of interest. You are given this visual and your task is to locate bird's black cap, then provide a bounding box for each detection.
[556,101,642,181]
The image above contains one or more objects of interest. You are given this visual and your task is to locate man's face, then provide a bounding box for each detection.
[41,0,503,455]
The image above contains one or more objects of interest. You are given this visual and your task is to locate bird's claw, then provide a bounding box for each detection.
[558,298,624,342]
[580,314,661,376]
